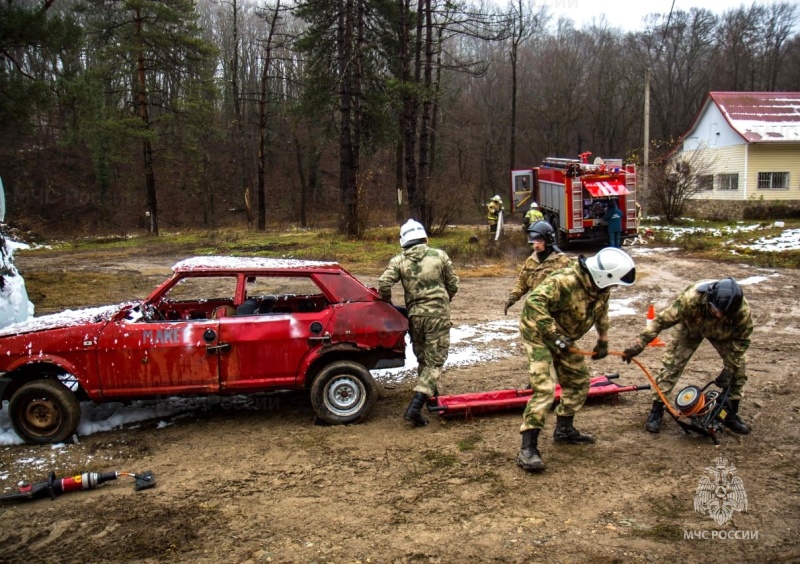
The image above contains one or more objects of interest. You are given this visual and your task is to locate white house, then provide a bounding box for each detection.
[675,92,800,216]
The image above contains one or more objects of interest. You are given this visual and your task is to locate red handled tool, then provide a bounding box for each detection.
[0,470,155,502]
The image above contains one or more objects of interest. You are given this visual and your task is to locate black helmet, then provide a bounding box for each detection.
[527,220,556,246]
[705,278,744,317]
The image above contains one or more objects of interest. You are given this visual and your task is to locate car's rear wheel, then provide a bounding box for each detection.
[310,361,377,425]
[9,379,81,444]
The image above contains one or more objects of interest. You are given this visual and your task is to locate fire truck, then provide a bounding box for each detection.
[510,152,638,247]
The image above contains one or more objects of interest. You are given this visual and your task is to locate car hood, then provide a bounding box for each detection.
[0,302,134,338]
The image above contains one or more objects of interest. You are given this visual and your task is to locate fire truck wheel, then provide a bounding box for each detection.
[551,216,569,248]
[311,360,377,425]
[556,229,569,249]
[9,379,81,445]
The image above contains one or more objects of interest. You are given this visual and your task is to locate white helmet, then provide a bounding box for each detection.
[399,219,428,248]
[583,247,636,289]
[530,202,539,209]
[492,195,502,203]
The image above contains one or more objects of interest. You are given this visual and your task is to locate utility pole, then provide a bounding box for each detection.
[642,68,650,215]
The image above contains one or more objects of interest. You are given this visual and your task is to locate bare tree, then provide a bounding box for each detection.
[642,9,718,143]
[507,0,540,171]
[255,0,283,231]
[648,147,716,223]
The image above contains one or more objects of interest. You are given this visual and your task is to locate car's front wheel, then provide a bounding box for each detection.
[8,379,81,444]
[310,361,377,425]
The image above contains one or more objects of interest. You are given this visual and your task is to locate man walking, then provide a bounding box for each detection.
[378,220,460,427]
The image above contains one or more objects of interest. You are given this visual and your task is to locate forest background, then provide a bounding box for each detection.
[1,0,799,238]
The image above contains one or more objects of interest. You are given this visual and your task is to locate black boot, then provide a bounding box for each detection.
[516,429,544,472]
[403,392,429,427]
[645,401,665,434]
[553,415,596,444]
[724,399,751,434]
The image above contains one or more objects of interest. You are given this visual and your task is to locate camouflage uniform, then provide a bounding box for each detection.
[506,252,571,309]
[635,281,753,401]
[378,244,459,396]
[518,261,610,432]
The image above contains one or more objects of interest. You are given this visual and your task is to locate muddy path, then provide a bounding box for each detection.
[1,247,798,562]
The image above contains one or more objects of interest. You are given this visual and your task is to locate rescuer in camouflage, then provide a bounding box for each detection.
[515,248,636,473]
[504,220,571,316]
[378,219,459,427]
[622,277,752,435]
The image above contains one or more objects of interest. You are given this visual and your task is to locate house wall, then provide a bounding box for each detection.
[682,145,747,201]
[684,143,800,200]
[746,144,800,201]
[684,103,744,150]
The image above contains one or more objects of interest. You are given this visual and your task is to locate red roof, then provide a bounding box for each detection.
[708,92,800,142]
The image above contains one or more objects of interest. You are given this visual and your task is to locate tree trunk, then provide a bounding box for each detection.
[338,0,359,236]
[292,126,308,228]
[135,7,158,235]
[231,0,253,227]
[395,125,404,222]
[417,0,432,228]
[257,0,282,232]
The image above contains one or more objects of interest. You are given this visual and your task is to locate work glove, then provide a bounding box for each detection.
[621,343,645,364]
[546,332,574,353]
[504,299,515,316]
[714,367,733,389]
[591,340,609,360]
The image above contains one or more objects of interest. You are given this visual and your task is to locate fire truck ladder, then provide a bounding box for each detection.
[542,157,580,168]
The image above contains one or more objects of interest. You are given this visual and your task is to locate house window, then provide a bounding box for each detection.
[697,174,714,191]
[757,172,789,190]
[718,173,739,191]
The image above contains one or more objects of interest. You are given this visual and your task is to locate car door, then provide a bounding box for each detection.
[96,316,222,397]
[95,274,239,398]
[217,275,332,392]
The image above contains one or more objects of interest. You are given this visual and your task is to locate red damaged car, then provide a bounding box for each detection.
[0,257,408,444]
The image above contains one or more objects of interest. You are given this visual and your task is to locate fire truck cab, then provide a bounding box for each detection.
[511,152,638,247]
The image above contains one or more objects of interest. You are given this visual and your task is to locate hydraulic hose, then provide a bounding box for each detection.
[568,347,681,417]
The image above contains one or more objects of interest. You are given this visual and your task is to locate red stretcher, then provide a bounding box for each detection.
[428,373,649,418]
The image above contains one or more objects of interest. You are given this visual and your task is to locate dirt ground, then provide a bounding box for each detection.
[1,244,799,563]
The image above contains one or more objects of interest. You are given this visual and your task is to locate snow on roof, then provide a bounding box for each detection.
[709,92,800,142]
[173,256,339,272]
[0,303,128,337]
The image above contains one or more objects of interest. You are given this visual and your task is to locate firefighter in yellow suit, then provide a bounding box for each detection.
[487,195,503,235]
[522,202,544,232]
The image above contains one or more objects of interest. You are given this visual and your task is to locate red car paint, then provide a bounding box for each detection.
[0,257,408,443]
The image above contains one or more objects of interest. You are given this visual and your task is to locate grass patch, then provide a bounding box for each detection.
[423,450,459,469]
[16,219,800,316]
[477,449,506,464]
[19,225,529,280]
[457,433,483,452]
[643,219,800,269]
[24,271,157,313]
